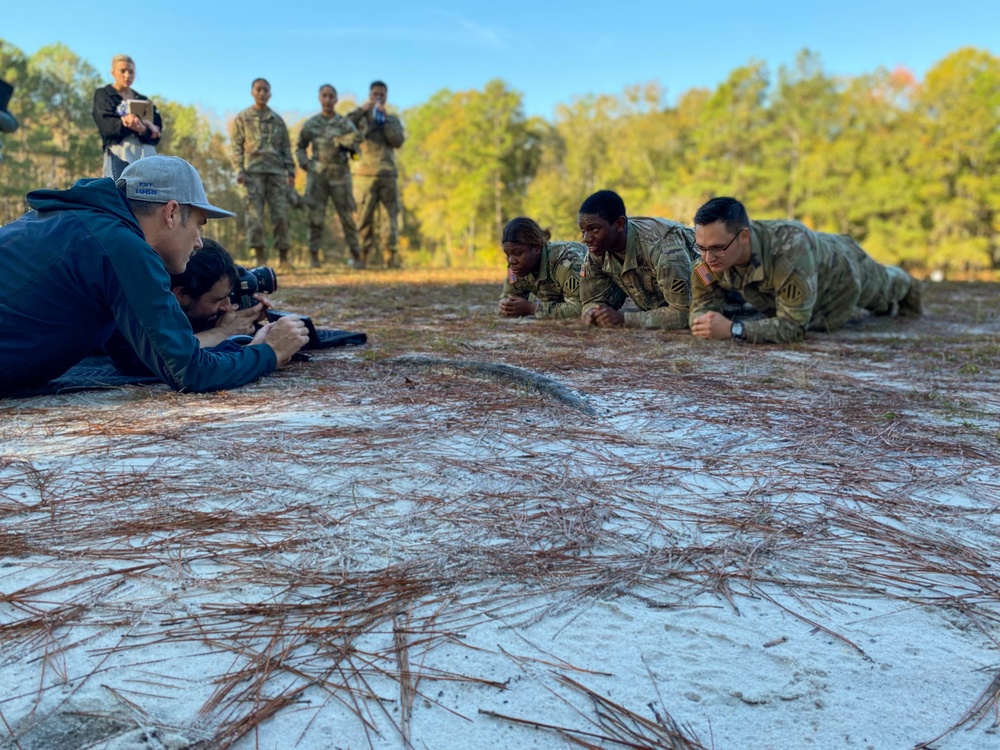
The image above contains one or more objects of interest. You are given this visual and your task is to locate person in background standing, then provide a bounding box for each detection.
[92,54,162,180]
[296,84,364,268]
[230,78,296,267]
[348,80,406,269]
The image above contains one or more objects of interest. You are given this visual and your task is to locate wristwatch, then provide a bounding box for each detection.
[731,321,746,341]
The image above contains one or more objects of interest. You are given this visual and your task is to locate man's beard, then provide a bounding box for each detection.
[188,315,216,334]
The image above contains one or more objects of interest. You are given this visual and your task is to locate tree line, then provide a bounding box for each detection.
[1,40,997,276]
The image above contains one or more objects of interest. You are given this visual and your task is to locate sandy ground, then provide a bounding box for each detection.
[1,275,998,750]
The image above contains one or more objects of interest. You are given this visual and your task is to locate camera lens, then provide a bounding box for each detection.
[230,265,278,309]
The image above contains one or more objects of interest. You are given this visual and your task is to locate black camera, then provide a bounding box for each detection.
[266,309,322,349]
[230,265,277,310]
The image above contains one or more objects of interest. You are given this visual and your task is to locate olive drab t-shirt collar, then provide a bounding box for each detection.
[726,223,766,286]
[600,220,641,276]
[535,243,552,283]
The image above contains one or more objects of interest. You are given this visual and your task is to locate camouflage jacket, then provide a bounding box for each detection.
[580,217,698,329]
[501,241,586,320]
[688,220,874,344]
[230,106,295,177]
[346,107,405,177]
[295,112,362,180]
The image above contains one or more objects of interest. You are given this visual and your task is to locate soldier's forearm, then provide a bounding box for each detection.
[744,317,805,344]
[688,290,727,326]
[624,306,689,330]
[539,300,583,320]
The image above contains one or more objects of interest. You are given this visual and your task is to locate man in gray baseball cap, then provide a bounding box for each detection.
[0,155,308,395]
[119,155,234,218]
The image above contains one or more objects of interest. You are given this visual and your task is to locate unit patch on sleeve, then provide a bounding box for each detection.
[782,279,805,305]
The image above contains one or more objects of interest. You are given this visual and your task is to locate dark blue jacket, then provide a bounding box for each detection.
[0,178,277,393]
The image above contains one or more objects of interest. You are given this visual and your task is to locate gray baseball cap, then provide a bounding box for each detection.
[118,155,235,219]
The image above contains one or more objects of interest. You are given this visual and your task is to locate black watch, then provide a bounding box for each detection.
[731,321,746,340]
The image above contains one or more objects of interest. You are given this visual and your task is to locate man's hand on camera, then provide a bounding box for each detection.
[215,305,262,338]
[251,293,274,321]
[256,316,309,366]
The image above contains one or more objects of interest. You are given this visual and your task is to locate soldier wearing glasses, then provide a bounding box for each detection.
[689,197,921,344]
[578,190,699,329]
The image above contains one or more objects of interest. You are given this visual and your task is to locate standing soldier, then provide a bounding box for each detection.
[689,197,922,344]
[231,78,296,267]
[296,84,363,268]
[348,80,406,269]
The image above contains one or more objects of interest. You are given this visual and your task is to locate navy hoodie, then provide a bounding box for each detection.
[0,178,277,393]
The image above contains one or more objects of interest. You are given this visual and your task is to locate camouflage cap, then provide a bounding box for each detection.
[118,155,235,219]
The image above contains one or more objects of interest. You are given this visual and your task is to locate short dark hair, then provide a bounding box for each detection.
[579,190,626,224]
[251,78,270,89]
[694,197,749,234]
[170,239,239,298]
[319,83,336,94]
[370,80,388,92]
[126,198,191,225]
[502,217,551,247]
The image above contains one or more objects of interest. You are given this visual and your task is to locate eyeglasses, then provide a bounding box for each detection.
[695,230,742,257]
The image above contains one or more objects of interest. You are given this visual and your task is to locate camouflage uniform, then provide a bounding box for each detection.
[347,106,405,268]
[689,220,917,344]
[296,112,363,266]
[580,217,699,329]
[230,106,295,264]
[501,241,587,320]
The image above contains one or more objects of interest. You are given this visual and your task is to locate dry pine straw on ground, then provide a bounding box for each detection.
[0,274,998,749]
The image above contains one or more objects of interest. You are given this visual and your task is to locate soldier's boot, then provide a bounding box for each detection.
[347,243,364,268]
[897,278,923,317]
[252,247,267,266]
[277,248,293,270]
[309,250,321,269]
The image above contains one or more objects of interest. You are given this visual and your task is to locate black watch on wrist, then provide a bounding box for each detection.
[731,321,746,341]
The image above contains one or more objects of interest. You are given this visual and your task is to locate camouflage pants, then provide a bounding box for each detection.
[306,171,361,262]
[354,174,400,267]
[243,173,290,256]
[813,236,913,330]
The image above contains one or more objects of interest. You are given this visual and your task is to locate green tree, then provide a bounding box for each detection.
[24,43,103,186]
[912,48,1000,275]
[400,80,537,266]
[684,60,772,206]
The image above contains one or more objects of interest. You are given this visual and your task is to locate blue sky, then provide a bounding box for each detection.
[5,0,998,129]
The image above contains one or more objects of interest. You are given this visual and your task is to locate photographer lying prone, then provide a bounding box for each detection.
[173,240,274,347]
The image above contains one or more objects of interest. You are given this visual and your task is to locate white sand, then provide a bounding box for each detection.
[1,338,998,750]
